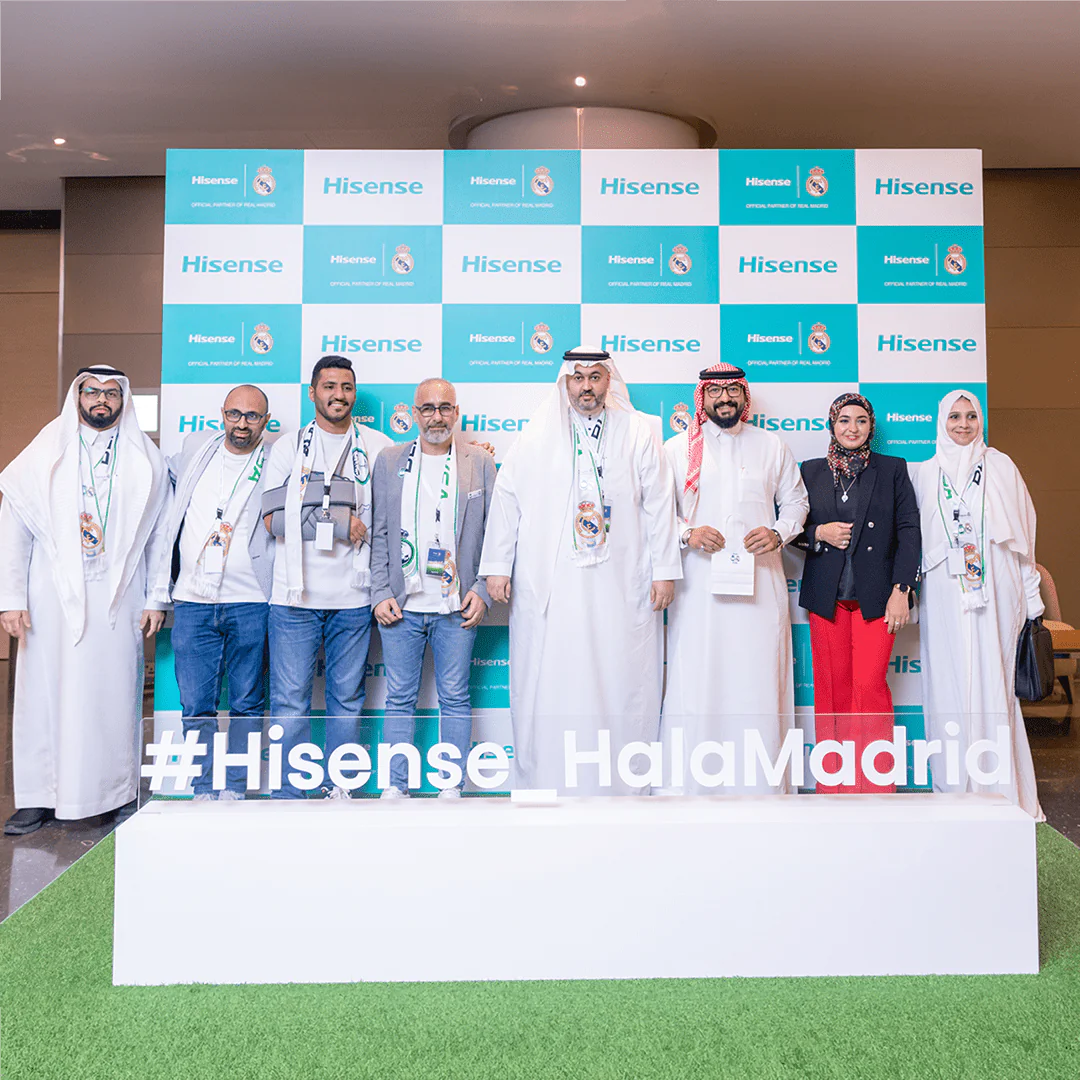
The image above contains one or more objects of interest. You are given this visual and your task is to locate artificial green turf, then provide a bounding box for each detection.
[2,827,1080,1080]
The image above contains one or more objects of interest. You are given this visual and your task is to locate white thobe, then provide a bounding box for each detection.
[661,422,809,794]
[480,408,681,794]
[917,485,1044,819]
[0,467,169,818]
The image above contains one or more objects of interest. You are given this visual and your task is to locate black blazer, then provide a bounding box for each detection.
[794,452,920,621]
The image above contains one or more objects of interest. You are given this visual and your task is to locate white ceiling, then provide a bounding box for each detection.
[2,0,1079,209]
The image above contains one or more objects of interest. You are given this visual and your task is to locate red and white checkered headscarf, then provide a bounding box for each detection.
[683,363,751,521]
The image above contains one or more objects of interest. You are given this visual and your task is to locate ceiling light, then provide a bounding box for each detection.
[574,76,587,88]
[53,137,66,146]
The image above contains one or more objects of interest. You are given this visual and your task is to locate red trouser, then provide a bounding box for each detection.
[808,600,897,794]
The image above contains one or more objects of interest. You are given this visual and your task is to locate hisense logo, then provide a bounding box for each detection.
[470,176,516,186]
[460,414,531,432]
[889,655,922,673]
[738,256,838,274]
[750,413,828,432]
[191,176,238,186]
[600,335,701,353]
[320,335,422,354]
[745,177,791,187]
[877,334,978,353]
[460,255,562,273]
[178,414,282,433]
[470,334,515,343]
[886,412,933,422]
[746,334,793,343]
[188,334,236,344]
[322,178,424,195]
[599,178,701,196]
[875,178,975,196]
[181,255,284,274]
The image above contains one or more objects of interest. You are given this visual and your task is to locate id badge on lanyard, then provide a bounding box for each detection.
[948,507,974,576]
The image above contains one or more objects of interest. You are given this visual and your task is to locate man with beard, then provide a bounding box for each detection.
[370,378,496,798]
[660,363,808,794]
[0,367,170,834]
[151,385,275,801]
[479,347,681,795]
[261,356,392,799]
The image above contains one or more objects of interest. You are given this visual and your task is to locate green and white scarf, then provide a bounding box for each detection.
[937,462,987,611]
[400,439,460,613]
[569,410,609,567]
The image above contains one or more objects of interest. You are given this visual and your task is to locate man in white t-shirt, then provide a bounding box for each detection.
[370,379,496,798]
[151,384,275,801]
[261,356,392,799]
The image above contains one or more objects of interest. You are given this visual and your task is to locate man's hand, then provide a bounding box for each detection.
[687,526,725,553]
[650,580,675,612]
[140,610,165,638]
[884,588,911,636]
[816,522,853,549]
[263,512,275,536]
[374,598,403,627]
[1,610,31,645]
[487,576,512,604]
[460,590,487,629]
[349,514,367,546]
[470,441,496,457]
[743,526,780,555]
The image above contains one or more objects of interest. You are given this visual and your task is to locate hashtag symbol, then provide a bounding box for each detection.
[141,730,206,790]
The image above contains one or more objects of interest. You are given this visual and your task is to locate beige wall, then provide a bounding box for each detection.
[984,169,1080,621]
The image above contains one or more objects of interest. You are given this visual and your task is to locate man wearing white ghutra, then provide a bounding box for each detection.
[480,347,682,795]
[0,366,170,835]
[261,356,392,799]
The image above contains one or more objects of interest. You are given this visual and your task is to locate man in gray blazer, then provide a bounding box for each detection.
[370,378,496,799]
[151,385,275,801]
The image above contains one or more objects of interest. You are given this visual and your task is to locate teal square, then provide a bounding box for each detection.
[719,150,855,225]
[165,149,304,225]
[857,225,984,304]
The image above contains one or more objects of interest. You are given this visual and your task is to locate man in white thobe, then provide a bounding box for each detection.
[661,363,809,794]
[479,347,681,795]
[0,366,170,834]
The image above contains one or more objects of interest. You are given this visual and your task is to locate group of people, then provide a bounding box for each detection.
[0,348,1045,835]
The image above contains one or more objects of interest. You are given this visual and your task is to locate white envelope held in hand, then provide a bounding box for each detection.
[710,543,755,596]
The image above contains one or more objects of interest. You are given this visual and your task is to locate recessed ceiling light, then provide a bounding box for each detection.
[574,76,587,88]
[53,137,66,146]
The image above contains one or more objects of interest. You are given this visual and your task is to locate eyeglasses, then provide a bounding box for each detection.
[415,404,457,418]
[80,387,122,402]
[223,409,267,424]
[703,384,744,399]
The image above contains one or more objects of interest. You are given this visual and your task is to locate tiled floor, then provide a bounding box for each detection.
[2,658,1078,923]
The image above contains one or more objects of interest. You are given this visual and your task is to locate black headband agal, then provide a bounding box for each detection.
[563,349,611,365]
[76,366,128,380]
[698,366,746,382]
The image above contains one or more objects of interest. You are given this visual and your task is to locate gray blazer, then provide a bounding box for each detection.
[370,439,496,609]
[155,430,275,602]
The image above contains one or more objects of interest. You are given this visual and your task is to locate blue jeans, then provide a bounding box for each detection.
[172,601,269,796]
[269,604,373,799]
[379,611,477,792]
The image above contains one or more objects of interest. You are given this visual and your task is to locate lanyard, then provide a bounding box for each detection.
[937,464,985,547]
[572,413,607,499]
[413,445,457,546]
[79,431,118,539]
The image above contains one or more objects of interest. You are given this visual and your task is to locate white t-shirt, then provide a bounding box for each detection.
[173,445,265,605]
[265,423,393,610]
[404,450,453,614]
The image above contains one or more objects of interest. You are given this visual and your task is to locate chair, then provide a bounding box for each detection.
[1037,563,1077,705]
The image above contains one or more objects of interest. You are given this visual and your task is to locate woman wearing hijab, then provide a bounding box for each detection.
[914,390,1044,819]
[795,392,921,793]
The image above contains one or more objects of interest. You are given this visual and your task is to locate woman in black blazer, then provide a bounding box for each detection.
[795,392,921,793]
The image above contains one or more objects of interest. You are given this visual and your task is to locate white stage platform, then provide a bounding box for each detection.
[113,793,1038,985]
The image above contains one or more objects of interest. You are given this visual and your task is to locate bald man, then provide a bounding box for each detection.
[151,385,276,800]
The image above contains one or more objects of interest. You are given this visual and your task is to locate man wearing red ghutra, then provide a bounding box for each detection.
[660,363,809,794]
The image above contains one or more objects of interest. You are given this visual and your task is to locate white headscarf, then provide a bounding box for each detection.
[494,347,639,611]
[915,388,1037,578]
[0,367,167,642]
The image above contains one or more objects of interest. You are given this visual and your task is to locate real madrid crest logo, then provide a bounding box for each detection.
[806,167,828,197]
[669,244,692,276]
[808,322,831,354]
[442,556,459,593]
[531,167,554,197]
[530,322,554,354]
[670,403,691,433]
[945,244,967,275]
[79,511,102,551]
[575,501,604,543]
[250,323,274,354]
[390,402,414,434]
[253,166,276,196]
[392,244,414,275]
[351,446,370,483]
[963,543,983,585]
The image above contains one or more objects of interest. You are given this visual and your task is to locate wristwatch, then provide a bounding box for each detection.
[680,527,693,548]
[771,529,783,549]
[893,583,910,594]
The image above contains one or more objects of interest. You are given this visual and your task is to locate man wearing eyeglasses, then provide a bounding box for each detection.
[659,363,809,794]
[150,385,275,801]
[0,366,170,835]
[369,378,496,798]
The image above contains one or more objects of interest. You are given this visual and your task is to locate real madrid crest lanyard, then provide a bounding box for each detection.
[936,464,986,596]
[78,430,118,557]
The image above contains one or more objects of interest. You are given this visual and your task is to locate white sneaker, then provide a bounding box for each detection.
[218,790,244,802]
[192,793,214,803]
[326,786,352,801]
[379,787,409,800]
[437,787,463,800]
